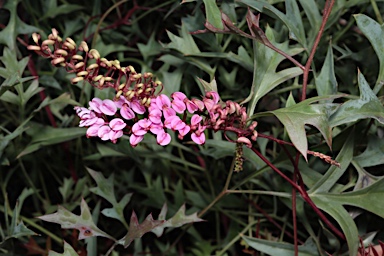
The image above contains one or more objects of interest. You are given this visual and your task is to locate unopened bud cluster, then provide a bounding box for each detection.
[28,29,258,148]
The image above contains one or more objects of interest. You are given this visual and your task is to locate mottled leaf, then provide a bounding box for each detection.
[121,211,165,247]
[38,198,114,240]
[151,204,204,237]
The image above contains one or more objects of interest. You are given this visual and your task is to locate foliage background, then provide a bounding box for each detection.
[1,0,384,255]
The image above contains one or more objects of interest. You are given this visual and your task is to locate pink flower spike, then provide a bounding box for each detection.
[109,118,126,130]
[131,99,146,114]
[89,98,103,113]
[100,99,117,115]
[172,99,186,114]
[120,104,135,120]
[156,131,171,146]
[191,114,203,126]
[98,125,112,140]
[171,92,186,101]
[191,132,205,145]
[130,134,144,147]
[156,94,171,110]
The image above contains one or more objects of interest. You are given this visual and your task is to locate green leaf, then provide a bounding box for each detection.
[242,236,318,256]
[87,168,132,226]
[39,4,84,21]
[18,124,86,158]
[270,96,340,159]
[309,131,354,193]
[285,0,306,46]
[202,0,224,30]
[307,199,359,256]
[244,26,303,116]
[48,241,79,256]
[353,135,384,167]
[354,14,384,83]
[151,204,204,237]
[238,0,307,47]
[38,198,114,240]
[315,44,337,98]
[164,22,201,55]
[329,71,384,127]
[121,211,165,247]
[137,33,163,62]
[0,0,39,50]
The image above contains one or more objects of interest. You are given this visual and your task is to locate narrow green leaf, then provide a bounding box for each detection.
[202,0,223,30]
[285,0,306,46]
[242,236,318,256]
[353,135,384,167]
[308,199,358,256]
[309,131,354,193]
[354,14,384,83]
[164,22,201,55]
[329,71,384,127]
[315,44,338,98]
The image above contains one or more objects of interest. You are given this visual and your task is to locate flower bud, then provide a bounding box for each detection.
[93,75,103,82]
[89,49,100,59]
[32,33,40,44]
[237,137,252,148]
[79,41,89,52]
[77,71,88,77]
[251,130,258,141]
[27,45,41,51]
[72,55,83,60]
[63,41,75,50]
[51,57,65,65]
[128,65,136,73]
[55,49,68,56]
[71,76,84,84]
[87,63,99,70]
[42,39,55,46]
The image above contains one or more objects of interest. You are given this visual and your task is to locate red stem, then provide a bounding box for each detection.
[301,0,336,101]
[250,147,345,240]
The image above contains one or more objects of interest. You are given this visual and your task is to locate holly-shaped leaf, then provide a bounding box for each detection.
[0,0,39,51]
[48,241,78,256]
[38,198,114,240]
[151,203,204,237]
[120,211,165,248]
[87,168,132,227]
[329,71,384,127]
[270,95,340,159]
[315,44,338,98]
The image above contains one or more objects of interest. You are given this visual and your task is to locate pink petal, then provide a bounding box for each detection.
[109,118,126,131]
[150,123,164,135]
[131,99,146,114]
[115,96,129,109]
[172,99,186,114]
[179,125,190,137]
[132,123,147,136]
[130,134,144,147]
[191,114,203,126]
[171,117,186,131]
[192,99,205,111]
[138,118,152,129]
[191,132,205,145]
[98,125,111,140]
[149,109,162,124]
[163,107,176,119]
[156,94,171,110]
[157,131,171,146]
[100,99,117,116]
[109,130,123,142]
[120,104,135,120]
[171,92,186,101]
[86,126,99,137]
[89,98,103,113]
[203,98,215,111]
[186,100,198,113]
[206,91,220,104]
